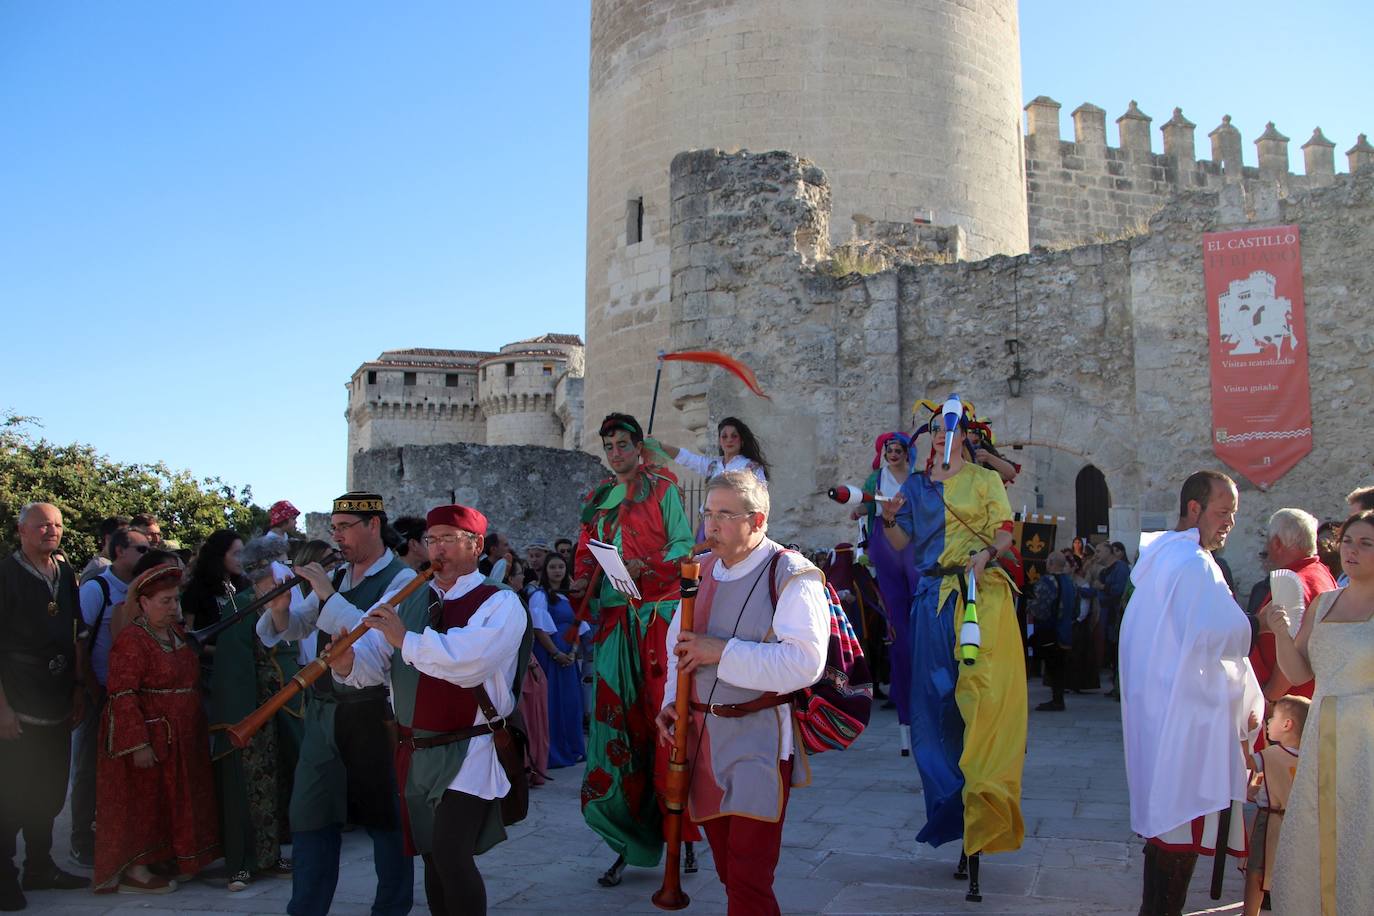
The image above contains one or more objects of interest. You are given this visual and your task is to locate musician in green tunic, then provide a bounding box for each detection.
[207,536,305,891]
[256,492,428,916]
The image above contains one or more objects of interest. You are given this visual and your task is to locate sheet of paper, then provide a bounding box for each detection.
[587,538,641,600]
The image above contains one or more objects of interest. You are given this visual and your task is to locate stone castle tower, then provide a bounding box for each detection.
[585,0,1028,443]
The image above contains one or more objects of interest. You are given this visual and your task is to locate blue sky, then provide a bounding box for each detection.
[2,2,1368,520]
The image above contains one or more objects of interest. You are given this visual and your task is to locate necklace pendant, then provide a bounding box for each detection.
[47,600,59,616]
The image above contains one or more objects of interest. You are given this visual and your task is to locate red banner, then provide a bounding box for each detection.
[1204,225,1312,488]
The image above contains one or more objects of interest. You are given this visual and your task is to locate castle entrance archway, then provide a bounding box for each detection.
[1075,465,1111,544]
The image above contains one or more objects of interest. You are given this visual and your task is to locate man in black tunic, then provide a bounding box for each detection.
[0,502,86,910]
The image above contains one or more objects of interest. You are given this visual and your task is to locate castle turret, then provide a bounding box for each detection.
[345,349,488,486]
[585,0,1028,446]
[1302,128,1336,185]
[478,335,584,447]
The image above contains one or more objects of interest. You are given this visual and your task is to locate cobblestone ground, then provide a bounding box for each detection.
[22,679,1249,914]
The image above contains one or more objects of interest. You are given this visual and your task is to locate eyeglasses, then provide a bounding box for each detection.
[422,534,476,547]
[698,508,754,524]
[328,520,363,537]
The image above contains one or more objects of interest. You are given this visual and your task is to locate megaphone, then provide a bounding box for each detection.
[957,562,980,666]
[940,394,963,470]
[827,484,890,506]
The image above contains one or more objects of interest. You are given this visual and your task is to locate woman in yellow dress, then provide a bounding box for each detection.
[1266,509,1374,916]
[880,399,1026,902]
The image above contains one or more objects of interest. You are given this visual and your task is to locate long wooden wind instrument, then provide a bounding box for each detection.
[652,539,717,911]
[184,557,342,651]
[226,568,435,748]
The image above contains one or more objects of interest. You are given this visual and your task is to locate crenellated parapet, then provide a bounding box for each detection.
[1024,96,1371,248]
[343,335,584,483]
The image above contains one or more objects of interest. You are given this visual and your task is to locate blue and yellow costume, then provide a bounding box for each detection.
[894,407,1026,856]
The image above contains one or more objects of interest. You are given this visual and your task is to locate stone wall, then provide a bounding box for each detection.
[1024,97,1373,249]
[349,443,608,547]
[666,147,1374,593]
[585,0,1029,464]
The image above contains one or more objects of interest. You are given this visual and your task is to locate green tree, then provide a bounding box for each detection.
[0,414,267,565]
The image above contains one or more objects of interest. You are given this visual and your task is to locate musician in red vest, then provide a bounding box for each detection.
[656,471,830,916]
[329,504,529,916]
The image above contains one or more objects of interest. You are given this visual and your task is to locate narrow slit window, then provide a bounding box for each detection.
[626,197,644,245]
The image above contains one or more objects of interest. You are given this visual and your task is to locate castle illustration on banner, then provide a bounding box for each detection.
[1217,271,1299,357]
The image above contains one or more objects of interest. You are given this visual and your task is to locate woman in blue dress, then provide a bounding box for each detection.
[528,554,587,768]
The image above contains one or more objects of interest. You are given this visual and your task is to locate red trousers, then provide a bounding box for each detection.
[700,758,793,916]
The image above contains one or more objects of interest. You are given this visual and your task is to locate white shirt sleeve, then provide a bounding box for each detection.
[317,565,418,636]
[528,591,557,634]
[717,570,829,693]
[257,590,321,646]
[399,589,526,688]
[674,447,716,477]
[663,607,682,710]
[334,627,393,688]
[78,579,104,628]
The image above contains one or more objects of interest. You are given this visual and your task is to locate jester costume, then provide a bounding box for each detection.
[895,413,1026,857]
[574,462,695,867]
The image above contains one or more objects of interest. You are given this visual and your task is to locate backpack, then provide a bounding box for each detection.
[86,575,112,653]
[767,551,873,754]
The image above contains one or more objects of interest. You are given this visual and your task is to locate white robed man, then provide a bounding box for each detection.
[1120,470,1263,916]
[656,470,829,916]
[329,504,530,916]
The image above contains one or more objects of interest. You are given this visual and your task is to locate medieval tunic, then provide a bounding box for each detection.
[209,587,304,875]
[0,552,79,879]
[663,539,829,814]
[341,571,528,853]
[93,620,219,891]
[661,539,828,916]
[256,550,424,832]
[574,463,695,867]
[1120,529,1263,856]
[893,464,1027,855]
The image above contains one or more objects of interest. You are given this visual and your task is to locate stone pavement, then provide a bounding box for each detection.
[25,679,1250,915]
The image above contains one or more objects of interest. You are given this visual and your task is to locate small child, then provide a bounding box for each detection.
[1244,695,1309,915]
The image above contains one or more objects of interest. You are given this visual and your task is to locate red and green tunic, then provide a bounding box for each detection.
[574,463,694,867]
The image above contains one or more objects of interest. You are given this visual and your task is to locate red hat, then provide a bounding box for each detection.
[426,504,488,536]
[269,500,300,528]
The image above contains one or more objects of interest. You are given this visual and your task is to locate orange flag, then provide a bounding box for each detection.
[660,350,770,399]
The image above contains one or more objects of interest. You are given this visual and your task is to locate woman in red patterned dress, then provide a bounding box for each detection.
[93,564,219,894]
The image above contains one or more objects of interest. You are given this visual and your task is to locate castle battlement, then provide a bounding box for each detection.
[1024,96,1371,248]
[343,335,585,486]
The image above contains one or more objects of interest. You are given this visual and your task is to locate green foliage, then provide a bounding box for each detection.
[0,414,267,566]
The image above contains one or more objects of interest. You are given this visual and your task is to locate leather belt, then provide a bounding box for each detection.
[690,694,792,718]
[398,720,504,750]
